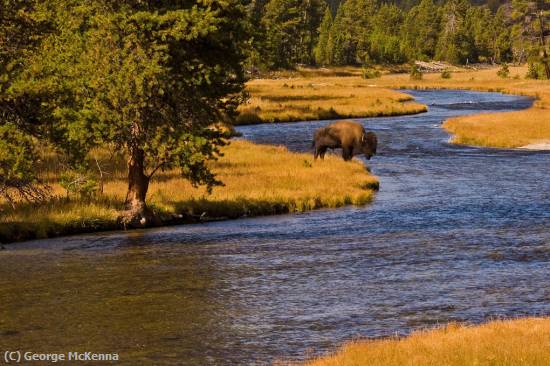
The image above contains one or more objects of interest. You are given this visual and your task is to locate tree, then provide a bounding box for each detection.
[0,124,50,207]
[535,1,550,78]
[488,6,513,63]
[261,0,325,68]
[511,0,550,76]
[6,0,249,225]
[245,0,271,70]
[315,7,333,65]
[368,3,408,64]
[326,0,378,65]
[401,0,441,60]
[0,0,53,207]
[436,0,473,64]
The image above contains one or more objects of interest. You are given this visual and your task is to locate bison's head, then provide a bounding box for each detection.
[361,132,377,160]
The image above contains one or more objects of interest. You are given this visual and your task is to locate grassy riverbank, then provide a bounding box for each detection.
[249,66,550,148]
[369,65,550,148]
[0,140,378,243]
[304,317,550,366]
[237,76,427,124]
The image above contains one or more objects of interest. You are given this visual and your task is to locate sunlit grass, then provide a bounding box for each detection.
[242,66,550,148]
[238,77,427,124]
[444,108,550,148]
[303,317,550,366]
[0,140,378,242]
[370,65,550,148]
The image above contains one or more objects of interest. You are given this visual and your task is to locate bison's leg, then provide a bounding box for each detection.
[342,146,353,161]
[318,146,328,160]
[314,145,319,160]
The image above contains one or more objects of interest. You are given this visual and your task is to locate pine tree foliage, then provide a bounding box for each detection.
[262,0,326,68]
[248,0,549,68]
[2,0,250,223]
[314,7,333,65]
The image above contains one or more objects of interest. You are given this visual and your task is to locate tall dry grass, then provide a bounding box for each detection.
[0,140,378,243]
[238,77,427,124]
[304,317,550,366]
[370,65,550,148]
[243,66,550,148]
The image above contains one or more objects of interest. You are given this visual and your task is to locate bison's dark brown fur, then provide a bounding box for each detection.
[312,120,377,161]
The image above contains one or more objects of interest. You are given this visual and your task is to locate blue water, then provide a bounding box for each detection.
[1,90,548,365]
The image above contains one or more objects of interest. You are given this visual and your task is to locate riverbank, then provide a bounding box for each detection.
[249,65,549,148]
[304,317,550,366]
[0,140,378,244]
[365,65,548,148]
[237,76,427,124]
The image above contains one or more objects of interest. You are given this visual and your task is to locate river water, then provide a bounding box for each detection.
[0,90,548,365]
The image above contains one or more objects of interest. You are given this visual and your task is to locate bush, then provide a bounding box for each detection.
[235,106,263,125]
[526,62,546,80]
[410,63,423,80]
[497,63,510,78]
[0,124,50,208]
[60,169,99,199]
[361,66,381,79]
[441,70,452,79]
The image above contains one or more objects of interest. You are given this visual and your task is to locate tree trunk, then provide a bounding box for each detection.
[538,10,550,80]
[120,145,154,227]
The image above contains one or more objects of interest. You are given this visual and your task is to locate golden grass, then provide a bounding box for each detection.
[304,317,550,366]
[444,109,550,148]
[369,65,550,148]
[247,65,550,148]
[237,77,427,124]
[0,140,378,243]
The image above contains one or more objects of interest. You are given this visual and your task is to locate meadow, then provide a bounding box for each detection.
[368,65,549,148]
[304,317,550,366]
[0,140,378,243]
[244,65,550,148]
[237,74,427,124]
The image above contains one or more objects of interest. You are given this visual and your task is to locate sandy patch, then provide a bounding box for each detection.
[518,141,550,150]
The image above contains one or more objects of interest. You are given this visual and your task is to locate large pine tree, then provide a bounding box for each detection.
[401,0,442,60]
[262,0,325,68]
[4,0,250,225]
[315,7,334,65]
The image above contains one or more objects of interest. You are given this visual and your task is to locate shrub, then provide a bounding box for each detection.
[361,67,381,79]
[497,63,510,78]
[235,106,263,125]
[410,63,423,80]
[441,70,452,79]
[526,62,546,80]
[59,169,99,199]
[0,125,50,208]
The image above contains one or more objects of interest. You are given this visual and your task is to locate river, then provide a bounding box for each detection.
[0,90,548,365]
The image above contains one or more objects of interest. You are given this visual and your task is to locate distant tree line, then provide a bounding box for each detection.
[247,0,550,76]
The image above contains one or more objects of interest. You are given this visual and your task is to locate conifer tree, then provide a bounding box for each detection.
[262,0,325,68]
[436,0,472,64]
[0,0,53,204]
[314,7,333,65]
[511,0,550,78]
[401,0,441,60]
[5,0,249,225]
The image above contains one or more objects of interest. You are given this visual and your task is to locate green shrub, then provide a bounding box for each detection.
[497,63,510,78]
[410,63,423,80]
[361,67,381,79]
[526,62,547,80]
[60,169,99,199]
[441,70,452,79]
